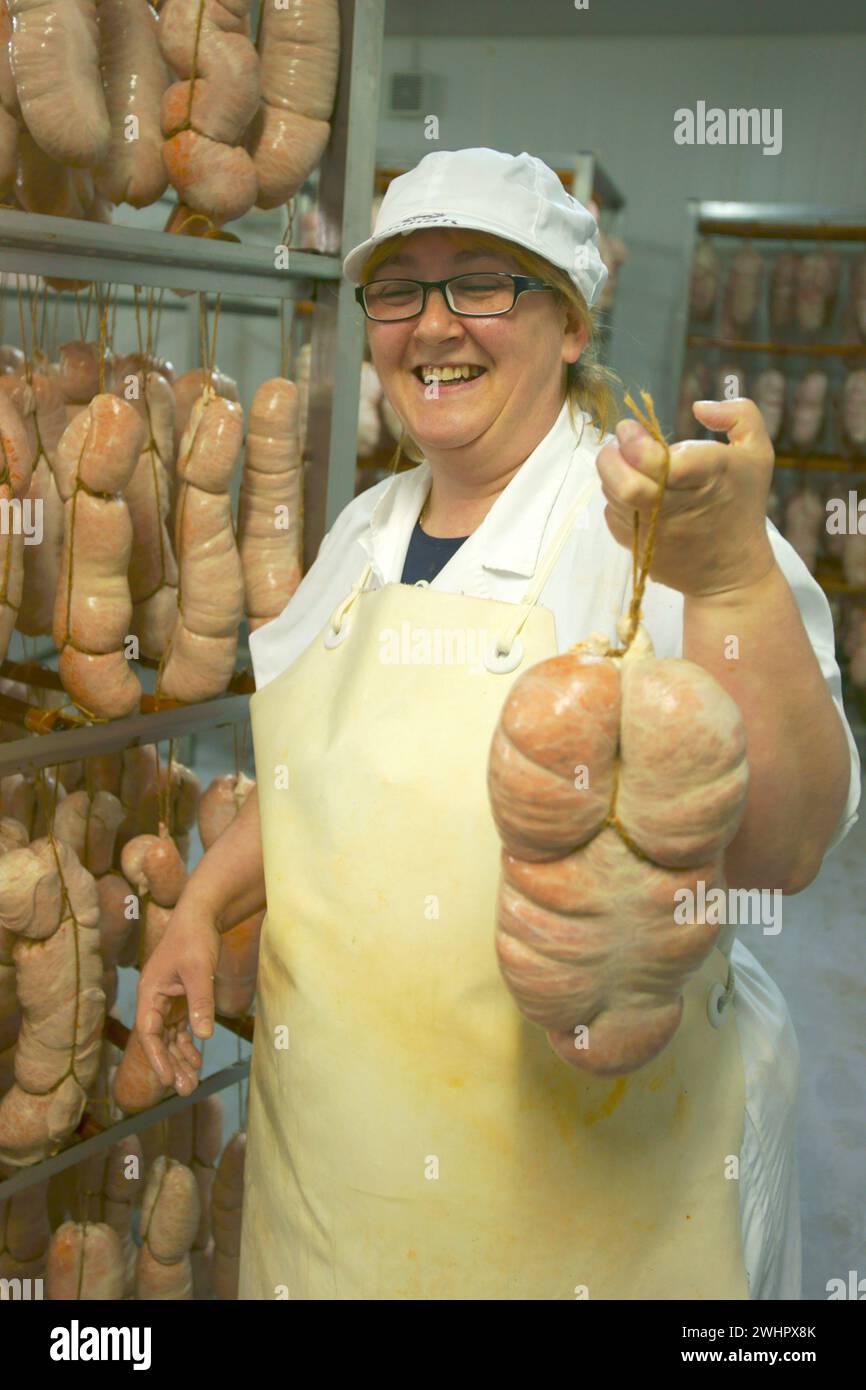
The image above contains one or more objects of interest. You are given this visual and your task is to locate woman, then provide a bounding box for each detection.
[138,148,860,1300]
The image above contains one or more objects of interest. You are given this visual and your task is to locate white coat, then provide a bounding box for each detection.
[249,399,862,1300]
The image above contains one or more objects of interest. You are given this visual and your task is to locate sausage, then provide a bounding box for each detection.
[135,1155,200,1300]
[58,340,106,426]
[0,107,15,200]
[125,369,179,659]
[356,360,383,458]
[15,129,88,219]
[159,0,259,224]
[0,345,25,375]
[725,243,763,330]
[197,770,255,846]
[674,361,708,441]
[115,747,200,868]
[0,1,18,118]
[238,377,302,630]
[8,0,110,167]
[784,486,824,574]
[113,828,193,1115]
[198,773,262,1015]
[851,254,866,342]
[17,371,66,636]
[53,788,129,1009]
[114,350,176,386]
[842,532,866,588]
[211,1129,244,1299]
[160,393,244,702]
[246,0,340,210]
[796,251,840,332]
[171,365,239,458]
[47,1220,125,1299]
[769,251,799,334]
[0,771,65,839]
[842,368,866,454]
[0,472,22,666]
[790,370,828,449]
[0,1177,50,1285]
[121,826,188,908]
[688,238,720,322]
[0,820,26,1054]
[753,367,786,445]
[487,622,749,1075]
[94,0,168,208]
[52,394,146,720]
[168,1093,222,1296]
[0,837,104,1164]
[0,381,35,497]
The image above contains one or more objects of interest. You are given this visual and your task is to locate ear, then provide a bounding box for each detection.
[562,307,588,366]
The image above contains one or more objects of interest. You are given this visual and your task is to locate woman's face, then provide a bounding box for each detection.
[365,230,586,465]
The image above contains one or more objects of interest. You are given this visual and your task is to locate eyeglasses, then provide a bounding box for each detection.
[355,273,554,322]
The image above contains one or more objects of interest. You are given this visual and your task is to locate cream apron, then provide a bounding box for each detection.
[239,479,749,1301]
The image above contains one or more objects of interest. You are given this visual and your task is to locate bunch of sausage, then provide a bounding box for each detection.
[1,0,340,231]
[682,241,866,456]
[0,759,258,1297]
[0,344,303,718]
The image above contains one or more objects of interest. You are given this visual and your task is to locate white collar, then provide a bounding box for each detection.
[361,400,597,582]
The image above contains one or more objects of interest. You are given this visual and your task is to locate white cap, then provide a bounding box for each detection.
[342,148,608,309]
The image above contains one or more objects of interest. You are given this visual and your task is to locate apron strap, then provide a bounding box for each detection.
[325,560,375,643]
[490,474,601,659]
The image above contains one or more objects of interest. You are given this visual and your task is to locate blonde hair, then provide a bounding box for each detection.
[362,227,619,465]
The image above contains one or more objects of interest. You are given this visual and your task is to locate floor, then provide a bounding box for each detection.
[115,714,865,1303]
[743,714,866,1301]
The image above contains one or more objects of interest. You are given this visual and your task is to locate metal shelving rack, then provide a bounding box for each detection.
[671,201,866,739]
[0,0,386,1197]
[671,200,866,432]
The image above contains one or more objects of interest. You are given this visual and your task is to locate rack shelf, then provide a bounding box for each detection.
[0,692,251,776]
[687,337,866,357]
[0,1054,251,1202]
[0,209,340,299]
[774,455,866,472]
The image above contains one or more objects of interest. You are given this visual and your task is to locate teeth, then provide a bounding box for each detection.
[420,364,484,383]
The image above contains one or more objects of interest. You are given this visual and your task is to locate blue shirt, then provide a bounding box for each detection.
[400,520,469,584]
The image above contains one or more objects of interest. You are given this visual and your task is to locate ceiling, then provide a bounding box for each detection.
[384,0,866,39]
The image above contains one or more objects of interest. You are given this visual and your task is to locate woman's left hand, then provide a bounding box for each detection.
[595,397,778,598]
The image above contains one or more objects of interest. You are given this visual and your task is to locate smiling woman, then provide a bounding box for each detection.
[361,226,619,467]
[137,147,861,1304]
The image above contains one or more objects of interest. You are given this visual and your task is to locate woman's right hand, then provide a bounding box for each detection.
[134,889,222,1095]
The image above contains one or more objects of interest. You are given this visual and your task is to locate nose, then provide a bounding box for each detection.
[413,286,464,339]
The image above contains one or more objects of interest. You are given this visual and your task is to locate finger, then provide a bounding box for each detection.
[691,396,773,456]
[613,419,669,482]
[140,1032,175,1088]
[174,1026,203,1070]
[167,1038,200,1095]
[596,438,661,510]
[179,965,215,1040]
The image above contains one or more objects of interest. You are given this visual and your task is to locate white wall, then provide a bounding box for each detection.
[376,32,866,422]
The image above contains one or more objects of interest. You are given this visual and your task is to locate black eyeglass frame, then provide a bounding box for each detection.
[354,273,554,321]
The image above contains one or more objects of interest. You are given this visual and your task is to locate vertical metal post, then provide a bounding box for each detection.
[303,0,386,571]
[669,198,701,429]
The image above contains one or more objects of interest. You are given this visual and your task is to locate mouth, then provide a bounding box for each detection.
[411,364,488,393]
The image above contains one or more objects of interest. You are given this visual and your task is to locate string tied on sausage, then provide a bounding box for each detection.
[603,388,671,659]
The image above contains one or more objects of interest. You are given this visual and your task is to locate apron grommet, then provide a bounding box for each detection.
[484,635,525,674]
[324,617,351,649]
[706,973,734,1027]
